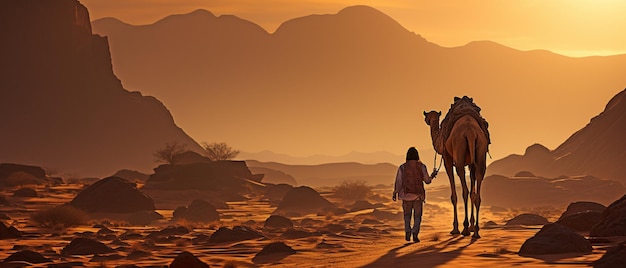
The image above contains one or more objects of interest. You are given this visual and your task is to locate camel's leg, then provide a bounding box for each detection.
[444,154,459,235]
[468,164,476,232]
[456,164,470,236]
[472,159,487,239]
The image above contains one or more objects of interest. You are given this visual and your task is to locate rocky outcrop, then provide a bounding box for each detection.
[61,237,114,255]
[172,199,220,223]
[3,250,52,263]
[0,163,49,186]
[145,161,263,193]
[590,195,626,237]
[253,242,296,263]
[0,0,203,177]
[170,251,209,268]
[273,186,336,216]
[488,89,626,186]
[264,215,293,229]
[518,223,592,256]
[560,201,606,219]
[209,226,264,243]
[69,177,155,213]
[556,210,604,232]
[0,222,22,239]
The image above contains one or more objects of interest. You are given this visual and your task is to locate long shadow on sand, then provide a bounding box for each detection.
[360,235,477,267]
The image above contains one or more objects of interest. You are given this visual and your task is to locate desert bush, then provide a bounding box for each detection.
[201,142,239,161]
[153,142,188,164]
[31,205,87,229]
[332,180,373,201]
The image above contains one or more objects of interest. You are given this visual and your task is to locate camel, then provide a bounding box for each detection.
[423,99,489,238]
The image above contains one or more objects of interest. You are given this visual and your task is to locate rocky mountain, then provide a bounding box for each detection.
[239,150,404,165]
[91,6,626,161]
[0,0,203,177]
[488,89,626,186]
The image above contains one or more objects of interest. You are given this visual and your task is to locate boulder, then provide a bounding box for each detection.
[0,222,21,239]
[518,223,592,256]
[69,177,155,213]
[252,242,296,264]
[559,201,606,219]
[209,226,264,243]
[264,215,293,229]
[13,187,37,197]
[61,237,114,255]
[274,186,336,215]
[172,199,220,223]
[170,251,209,268]
[263,183,294,204]
[593,243,626,268]
[555,210,603,232]
[590,195,626,237]
[505,213,549,226]
[145,161,261,192]
[3,250,52,263]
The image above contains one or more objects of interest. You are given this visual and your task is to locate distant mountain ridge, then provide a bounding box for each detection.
[0,0,203,177]
[488,88,626,186]
[91,5,626,161]
[239,150,404,165]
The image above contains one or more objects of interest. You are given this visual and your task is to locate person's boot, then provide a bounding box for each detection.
[405,232,411,241]
[412,233,419,242]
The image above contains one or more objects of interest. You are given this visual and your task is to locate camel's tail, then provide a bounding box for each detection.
[467,132,477,165]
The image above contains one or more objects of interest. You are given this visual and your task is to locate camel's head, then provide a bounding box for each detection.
[423,110,442,126]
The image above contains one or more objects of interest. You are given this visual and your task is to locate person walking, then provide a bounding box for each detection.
[393,147,433,242]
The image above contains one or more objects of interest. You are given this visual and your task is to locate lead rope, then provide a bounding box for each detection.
[431,153,443,178]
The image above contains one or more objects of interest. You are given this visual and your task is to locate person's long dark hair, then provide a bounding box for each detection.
[406,147,419,161]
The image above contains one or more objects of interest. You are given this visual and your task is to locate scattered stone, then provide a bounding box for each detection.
[69,177,155,213]
[324,224,346,233]
[264,215,293,229]
[61,237,114,255]
[316,240,344,249]
[590,195,626,237]
[300,218,324,227]
[593,242,626,268]
[172,199,220,223]
[90,253,124,262]
[209,226,264,243]
[147,226,190,239]
[556,210,603,231]
[505,213,549,226]
[518,223,592,256]
[13,187,37,197]
[559,201,606,219]
[170,251,209,268]
[3,249,52,263]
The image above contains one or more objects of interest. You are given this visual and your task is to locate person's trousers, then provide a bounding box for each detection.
[402,199,423,234]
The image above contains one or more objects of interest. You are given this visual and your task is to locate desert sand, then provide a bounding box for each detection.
[0,183,621,268]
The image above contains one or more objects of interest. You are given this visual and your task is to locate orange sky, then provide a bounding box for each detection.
[82,0,626,57]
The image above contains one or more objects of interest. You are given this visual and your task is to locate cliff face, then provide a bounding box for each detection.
[0,0,203,177]
[487,89,626,186]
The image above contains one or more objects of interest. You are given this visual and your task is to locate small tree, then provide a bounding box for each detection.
[202,142,239,161]
[153,142,187,164]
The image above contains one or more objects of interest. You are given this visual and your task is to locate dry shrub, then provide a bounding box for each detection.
[31,205,87,229]
[332,180,373,201]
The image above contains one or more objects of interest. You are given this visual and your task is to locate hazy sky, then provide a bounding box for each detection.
[83,0,626,57]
